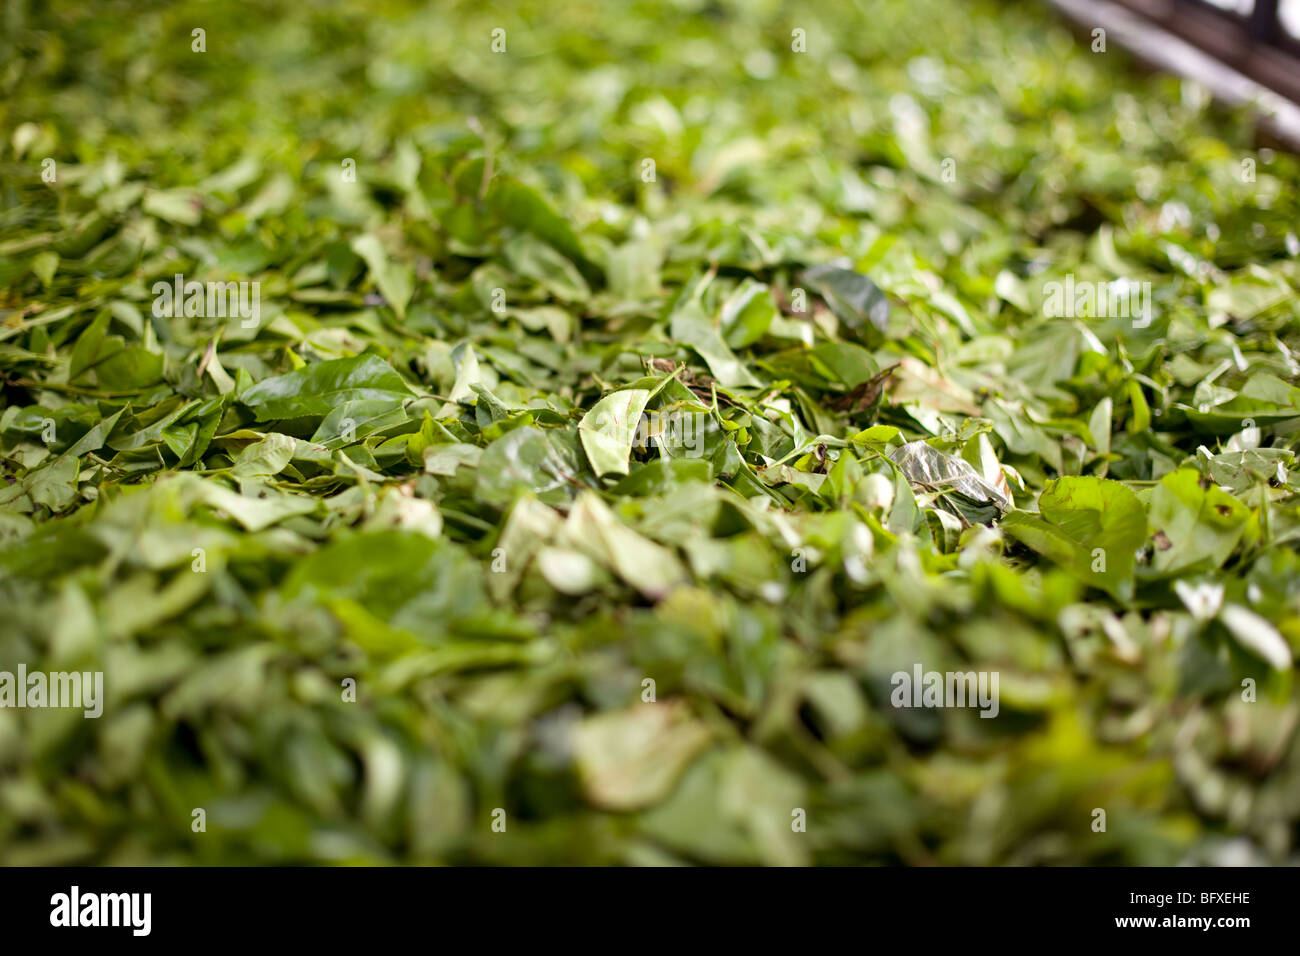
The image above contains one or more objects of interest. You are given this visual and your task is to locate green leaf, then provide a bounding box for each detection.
[572,702,713,811]
[1219,603,1292,670]
[143,189,203,225]
[231,433,297,479]
[670,303,760,388]
[26,456,80,511]
[801,263,890,335]
[239,355,411,422]
[351,234,414,319]
[488,177,592,275]
[310,399,408,449]
[476,426,586,509]
[1147,469,1250,574]
[579,388,651,477]
[1002,476,1146,599]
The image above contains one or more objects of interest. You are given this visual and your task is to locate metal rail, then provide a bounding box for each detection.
[1050,0,1300,149]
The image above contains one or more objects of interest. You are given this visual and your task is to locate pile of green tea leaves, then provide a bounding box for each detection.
[1,0,1299,865]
